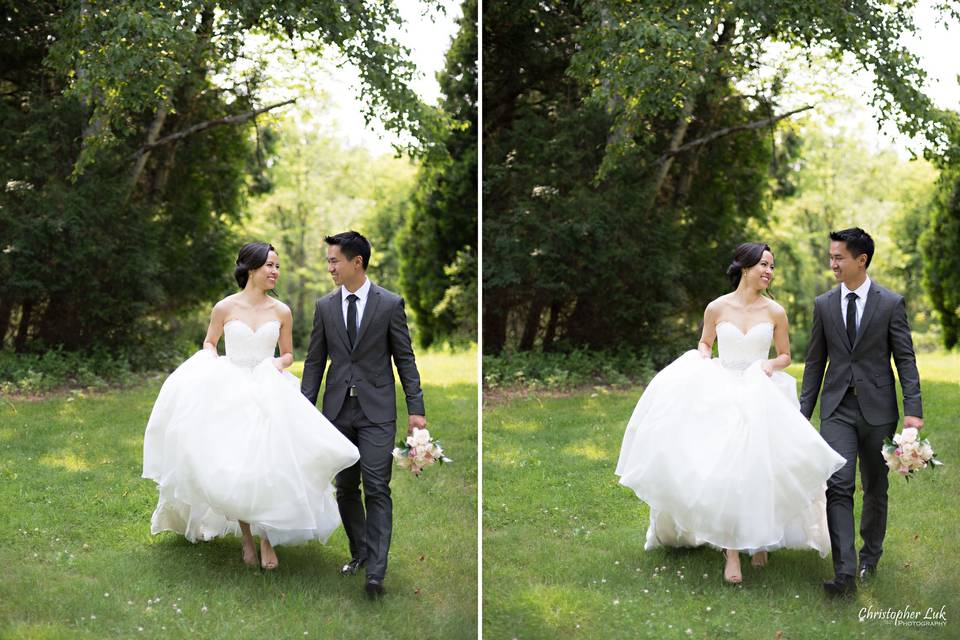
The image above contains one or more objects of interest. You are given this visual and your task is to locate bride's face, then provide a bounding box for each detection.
[249,250,280,290]
[744,250,775,290]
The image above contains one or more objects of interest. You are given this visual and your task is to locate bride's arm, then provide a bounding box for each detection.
[698,302,719,358]
[202,302,227,355]
[274,304,295,370]
[765,304,792,375]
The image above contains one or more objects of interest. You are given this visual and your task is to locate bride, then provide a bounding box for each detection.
[142,242,360,570]
[616,242,846,583]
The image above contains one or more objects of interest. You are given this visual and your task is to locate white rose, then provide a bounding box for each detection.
[411,428,431,446]
[899,428,918,444]
[920,442,934,460]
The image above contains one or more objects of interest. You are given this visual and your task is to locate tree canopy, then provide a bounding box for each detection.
[482,0,959,357]
[0,0,439,353]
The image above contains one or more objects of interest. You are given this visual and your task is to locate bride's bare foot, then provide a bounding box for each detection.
[241,540,258,567]
[260,537,278,571]
[724,549,742,584]
[751,550,768,568]
[239,521,258,567]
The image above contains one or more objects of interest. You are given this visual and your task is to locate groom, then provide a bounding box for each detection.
[800,227,923,598]
[301,230,426,598]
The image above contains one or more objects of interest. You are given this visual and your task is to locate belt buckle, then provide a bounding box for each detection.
[348,386,358,398]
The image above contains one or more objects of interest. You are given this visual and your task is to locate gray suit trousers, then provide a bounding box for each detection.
[820,389,897,577]
[332,393,396,581]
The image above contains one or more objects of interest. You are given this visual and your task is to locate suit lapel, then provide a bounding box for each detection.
[354,283,381,350]
[327,289,351,351]
[827,286,851,352]
[853,282,881,351]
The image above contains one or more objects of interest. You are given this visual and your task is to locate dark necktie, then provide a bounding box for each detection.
[845,292,858,348]
[346,294,359,349]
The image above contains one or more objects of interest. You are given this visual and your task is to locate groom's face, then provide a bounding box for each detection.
[829,241,866,283]
[326,245,363,288]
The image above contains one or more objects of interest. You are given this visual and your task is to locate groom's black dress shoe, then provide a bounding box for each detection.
[823,574,857,598]
[857,564,877,583]
[339,557,367,576]
[364,578,385,599]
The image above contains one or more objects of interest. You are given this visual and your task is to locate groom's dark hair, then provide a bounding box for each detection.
[830,227,874,269]
[325,231,371,270]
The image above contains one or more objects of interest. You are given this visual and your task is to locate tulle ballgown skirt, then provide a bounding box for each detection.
[143,351,360,546]
[616,351,846,556]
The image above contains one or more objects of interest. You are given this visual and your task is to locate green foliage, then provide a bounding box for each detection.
[396,0,478,348]
[571,0,942,176]
[482,1,956,357]
[0,317,205,394]
[482,349,658,392]
[483,1,773,355]
[0,0,434,356]
[921,165,960,349]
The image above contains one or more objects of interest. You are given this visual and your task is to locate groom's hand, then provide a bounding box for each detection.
[904,415,924,430]
[407,414,426,435]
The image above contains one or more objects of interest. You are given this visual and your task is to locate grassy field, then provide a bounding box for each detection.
[483,351,959,639]
[0,347,478,639]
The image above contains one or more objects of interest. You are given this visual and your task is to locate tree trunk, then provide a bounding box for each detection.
[542,301,561,352]
[128,100,169,196]
[518,301,543,351]
[483,300,508,355]
[651,16,733,202]
[13,300,33,353]
[0,297,13,349]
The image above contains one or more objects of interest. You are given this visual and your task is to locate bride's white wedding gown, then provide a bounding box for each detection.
[616,321,846,556]
[142,319,360,546]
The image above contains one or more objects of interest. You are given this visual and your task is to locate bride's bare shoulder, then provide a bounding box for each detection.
[269,298,293,321]
[210,295,242,319]
[705,294,733,313]
[762,298,788,324]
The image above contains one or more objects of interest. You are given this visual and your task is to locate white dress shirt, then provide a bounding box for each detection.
[341,277,371,332]
[840,275,871,331]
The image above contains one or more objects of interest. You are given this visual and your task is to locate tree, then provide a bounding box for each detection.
[922,165,960,349]
[482,0,956,357]
[396,0,478,347]
[0,0,435,353]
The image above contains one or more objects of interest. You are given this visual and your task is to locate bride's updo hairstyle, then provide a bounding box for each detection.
[235,242,276,289]
[726,242,772,290]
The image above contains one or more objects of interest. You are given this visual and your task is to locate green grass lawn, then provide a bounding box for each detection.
[0,347,478,639]
[483,351,959,639]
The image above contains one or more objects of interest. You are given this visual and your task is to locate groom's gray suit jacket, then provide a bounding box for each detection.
[799,281,922,425]
[300,282,424,424]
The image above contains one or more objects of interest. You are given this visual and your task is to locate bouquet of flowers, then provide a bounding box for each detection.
[393,427,452,477]
[881,427,942,480]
